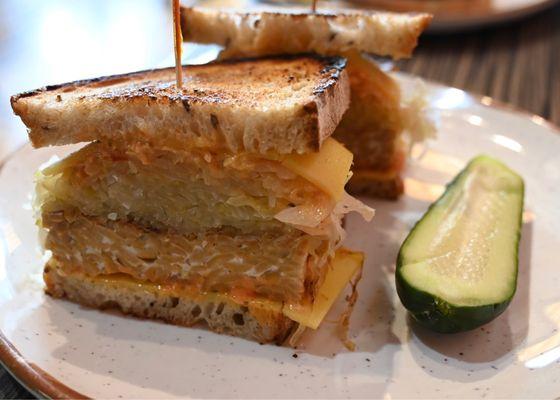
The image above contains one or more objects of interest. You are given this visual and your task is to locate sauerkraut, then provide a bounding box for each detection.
[43,209,335,303]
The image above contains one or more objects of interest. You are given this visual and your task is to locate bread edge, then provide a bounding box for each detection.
[181,6,432,60]
[311,61,350,150]
[11,54,349,154]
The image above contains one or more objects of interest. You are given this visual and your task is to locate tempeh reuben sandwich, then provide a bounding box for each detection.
[181,7,436,199]
[11,55,374,344]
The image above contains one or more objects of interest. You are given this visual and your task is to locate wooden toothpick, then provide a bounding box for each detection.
[172,0,183,90]
[311,0,318,13]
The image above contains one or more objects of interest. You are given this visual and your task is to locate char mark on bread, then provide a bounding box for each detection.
[11,55,350,155]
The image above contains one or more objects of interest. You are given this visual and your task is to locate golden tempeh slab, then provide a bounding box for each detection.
[42,209,333,303]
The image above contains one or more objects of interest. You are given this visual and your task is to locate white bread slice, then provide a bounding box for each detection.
[11,55,350,155]
[181,7,432,60]
[44,262,296,344]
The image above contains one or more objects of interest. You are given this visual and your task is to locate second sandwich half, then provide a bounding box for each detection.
[12,55,374,344]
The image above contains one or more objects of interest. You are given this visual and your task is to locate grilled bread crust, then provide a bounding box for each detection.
[11,55,350,155]
[181,7,432,60]
[44,262,297,344]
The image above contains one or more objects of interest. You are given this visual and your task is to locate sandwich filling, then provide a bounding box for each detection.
[37,137,372,309]
[42,210,331,303]
[37,137,367,235]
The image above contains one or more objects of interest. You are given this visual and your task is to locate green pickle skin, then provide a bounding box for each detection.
[395,155,525,333]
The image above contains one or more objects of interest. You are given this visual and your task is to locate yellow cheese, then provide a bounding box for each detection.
[283,249,363,329]
[85,248,363,330]
[281,138,353,201]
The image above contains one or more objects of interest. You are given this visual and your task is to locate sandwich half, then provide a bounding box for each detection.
[12,55,373,344]
[181,7,436,199]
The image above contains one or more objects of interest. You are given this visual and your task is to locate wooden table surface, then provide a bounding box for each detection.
[399,2,560,125]
[1,1,559,398]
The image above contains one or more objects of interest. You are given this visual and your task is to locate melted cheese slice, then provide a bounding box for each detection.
[281,138,353,201]
[283,249,363,329]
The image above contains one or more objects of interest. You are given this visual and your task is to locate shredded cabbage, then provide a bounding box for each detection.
[400,79,437,149]
[274,192,374,241]
[334,192,375,222]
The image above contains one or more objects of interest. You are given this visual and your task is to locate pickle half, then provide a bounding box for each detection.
[396,155,524,333]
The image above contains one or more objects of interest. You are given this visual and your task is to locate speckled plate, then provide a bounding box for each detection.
[1,75,560,399]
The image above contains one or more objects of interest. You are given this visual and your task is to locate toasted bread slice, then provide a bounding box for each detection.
[44,262,296,344]
[181,7,432,60]
[11,55,349,155]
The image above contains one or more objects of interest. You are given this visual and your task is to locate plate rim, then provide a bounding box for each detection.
[0,331,88,399]
[429,0,560,32]
[0,78,558,400]
[349,0,560,32]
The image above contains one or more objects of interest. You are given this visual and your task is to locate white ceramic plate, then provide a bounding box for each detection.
[345,0,560,32]
[1,75,560,399]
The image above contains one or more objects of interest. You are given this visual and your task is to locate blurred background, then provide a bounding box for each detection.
[0,0,559,397]
[0,0,176,159]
